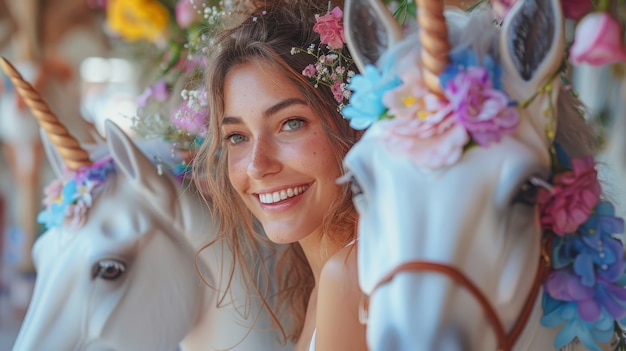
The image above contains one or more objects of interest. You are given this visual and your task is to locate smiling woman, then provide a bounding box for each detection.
[193,0,366,350]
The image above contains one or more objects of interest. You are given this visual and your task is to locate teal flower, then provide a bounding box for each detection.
[341,64,401,130]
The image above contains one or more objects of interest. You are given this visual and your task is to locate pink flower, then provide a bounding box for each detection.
[538,156,601,236]
[380,115,469,169]
[492,0,590,22]
[313,6,346,50]
[302,64,317,78]
[172,100,207,135]
[491,0,518,22]
[331,80,344,103]
[570,12,626,66]
[136,80,171,107]
[383,48,452,122]
[175,0,201,29]
[383,68,452,122]
[65,201,89,230]
[444,66,519,147]
[42,179,64,207]
[561,0,592,20]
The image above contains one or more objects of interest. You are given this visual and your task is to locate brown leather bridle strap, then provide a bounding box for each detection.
[364,239,552,351]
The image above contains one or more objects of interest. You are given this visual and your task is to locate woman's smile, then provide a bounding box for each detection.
[257,184,310,204]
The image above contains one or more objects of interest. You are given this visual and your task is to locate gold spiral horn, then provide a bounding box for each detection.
[416,0,451,95]
[0,57,92,171]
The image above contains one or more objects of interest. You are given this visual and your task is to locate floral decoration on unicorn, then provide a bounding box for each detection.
[339,0,626,350]
[1,57,292,351]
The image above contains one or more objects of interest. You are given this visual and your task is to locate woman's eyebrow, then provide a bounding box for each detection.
[263,97,308,118]
[221,97,308,126]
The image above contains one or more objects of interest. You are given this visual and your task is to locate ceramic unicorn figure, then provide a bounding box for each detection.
[1,58,291,351]
[340,0,624,350]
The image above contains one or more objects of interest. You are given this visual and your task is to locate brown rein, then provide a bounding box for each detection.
[361,238,553,351]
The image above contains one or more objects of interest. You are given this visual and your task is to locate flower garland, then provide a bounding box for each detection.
[342,47,519,169]
[340,2,626,349]
[291,6,356,110]
[539,145,626,351]
[37,158,116,230]
[93,0,227,181]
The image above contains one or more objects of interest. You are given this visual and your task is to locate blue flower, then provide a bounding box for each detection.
[551,202,625,286]
[341,64,401,130]
[541,293,615,351]
[37,202,66,229]
[440,49,504,91]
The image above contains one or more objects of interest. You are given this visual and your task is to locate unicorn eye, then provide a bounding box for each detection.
[512,176,550,206]
[92,259,126,280]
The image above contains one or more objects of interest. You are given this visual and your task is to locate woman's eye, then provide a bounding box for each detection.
[226,133,247,145]
[283,119,305,131]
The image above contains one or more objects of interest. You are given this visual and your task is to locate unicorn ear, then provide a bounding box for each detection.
[344,0,403,71]
[500,0,564,89]
[40,128,65,178]
[104,120,177,207]
[499,0,564,144]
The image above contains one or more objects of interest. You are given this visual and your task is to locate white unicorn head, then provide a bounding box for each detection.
[341,0,623,350]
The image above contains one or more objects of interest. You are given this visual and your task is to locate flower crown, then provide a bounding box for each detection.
[341,45,519,169]
[38,158,116,230]
[291,6,356,110]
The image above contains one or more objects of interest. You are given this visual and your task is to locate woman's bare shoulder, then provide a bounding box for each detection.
[315,244,367,350]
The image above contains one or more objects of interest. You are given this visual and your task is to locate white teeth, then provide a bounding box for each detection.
[259,185,308,204]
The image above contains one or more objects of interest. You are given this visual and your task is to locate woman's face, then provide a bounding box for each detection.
[222,62,342,244]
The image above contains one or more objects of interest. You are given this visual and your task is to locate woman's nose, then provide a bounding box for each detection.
[247,137,281,179]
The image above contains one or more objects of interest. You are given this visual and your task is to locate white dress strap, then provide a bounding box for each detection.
[309,329,317,351]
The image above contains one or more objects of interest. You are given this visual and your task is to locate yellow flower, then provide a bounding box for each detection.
[106,0,170,43]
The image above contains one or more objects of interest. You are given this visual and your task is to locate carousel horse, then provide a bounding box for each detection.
[341,0,622,350]
[1,59,291,351]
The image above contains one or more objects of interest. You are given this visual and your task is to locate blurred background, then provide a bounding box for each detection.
[0,0,625,349]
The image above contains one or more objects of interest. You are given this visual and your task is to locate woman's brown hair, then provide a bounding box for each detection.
[193,0,361,343]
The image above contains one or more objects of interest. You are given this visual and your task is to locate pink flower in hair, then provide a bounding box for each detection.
[570,12,626,66]
[331,80,344,103]
[313,6,346,50]
[302,64,317,78]
[538,156,601,236]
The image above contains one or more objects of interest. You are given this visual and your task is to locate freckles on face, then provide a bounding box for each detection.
[220,62,343,244]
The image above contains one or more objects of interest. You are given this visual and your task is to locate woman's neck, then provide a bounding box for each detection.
[299,226,343,285]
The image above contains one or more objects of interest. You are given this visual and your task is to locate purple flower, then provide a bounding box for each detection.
[545,270,595,303]
[172,100,207,135]
[136,80,171,107]
[444,66,519,147]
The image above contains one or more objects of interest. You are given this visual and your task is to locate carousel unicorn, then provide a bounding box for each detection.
[340,0,625,350]
[1,58,292,351]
